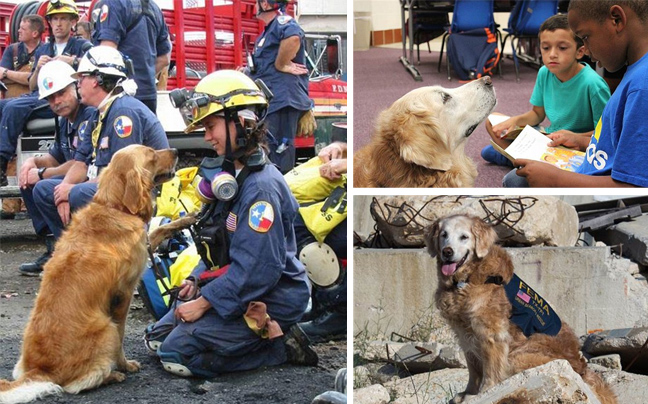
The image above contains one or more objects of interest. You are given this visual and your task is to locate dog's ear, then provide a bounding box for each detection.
[473,218,497,259]
[389,95,453,171]
[424,220,441,258]
[122,166,153,220]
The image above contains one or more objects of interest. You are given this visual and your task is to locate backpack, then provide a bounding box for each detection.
[447,27,500,81]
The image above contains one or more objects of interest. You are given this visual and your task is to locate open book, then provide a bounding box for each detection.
[488,114,547,140]
[490,125,585,172]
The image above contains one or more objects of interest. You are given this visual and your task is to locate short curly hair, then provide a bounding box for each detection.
[568,0,648,23]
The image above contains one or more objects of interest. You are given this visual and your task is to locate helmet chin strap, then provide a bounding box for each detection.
[223,109,248,174]
[256,0,282,17]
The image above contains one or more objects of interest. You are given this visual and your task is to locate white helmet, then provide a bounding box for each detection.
[72,46,128,79]
[38,60,76,100]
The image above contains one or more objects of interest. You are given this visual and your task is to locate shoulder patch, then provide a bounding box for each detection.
[100,5,109,22]
[113,116,133,138]
[277,15,292,25]
[248,201,274,233]
[226,211,238,232]
[78,120,88,140]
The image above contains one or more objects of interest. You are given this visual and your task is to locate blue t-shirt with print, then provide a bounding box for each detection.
[576,52,648,187]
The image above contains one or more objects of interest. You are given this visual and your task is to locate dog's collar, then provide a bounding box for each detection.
[452,275,505,290]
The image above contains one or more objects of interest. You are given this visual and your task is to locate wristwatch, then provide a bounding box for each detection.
[38,167,47,180]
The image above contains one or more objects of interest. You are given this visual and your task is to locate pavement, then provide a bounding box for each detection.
[0,214,347,403]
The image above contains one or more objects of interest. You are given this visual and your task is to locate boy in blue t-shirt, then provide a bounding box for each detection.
[509,1,648,187]
[484,14,610,169]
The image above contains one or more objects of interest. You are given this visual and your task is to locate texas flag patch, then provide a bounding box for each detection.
[42,76,53,91]
[100,5,109,22]
[114,116,133,138]
[248,201,274,233]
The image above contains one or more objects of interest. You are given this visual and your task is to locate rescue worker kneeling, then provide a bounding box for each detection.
[144,70,316,377]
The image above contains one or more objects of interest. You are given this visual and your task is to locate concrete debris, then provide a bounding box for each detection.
[354,366,373,389]
[384,368,469,404]
[589,354,622,370]
[582,328,648,374]
[353,384,391,404]
[366,195,578,247]
[311,391,347,404]
[466,360,601,404]
[591,214,648,265]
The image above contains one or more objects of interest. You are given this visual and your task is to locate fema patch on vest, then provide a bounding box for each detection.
[504,273,562,337]
[248,201,274,233]
[226,211,237,232]
[114,116,133,138]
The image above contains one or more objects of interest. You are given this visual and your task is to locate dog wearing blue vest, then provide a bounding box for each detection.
[425,214,617,404]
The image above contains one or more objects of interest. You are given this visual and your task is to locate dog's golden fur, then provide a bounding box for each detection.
[0,145,177,403]
[354,77,496,188]
[425,215,617,404]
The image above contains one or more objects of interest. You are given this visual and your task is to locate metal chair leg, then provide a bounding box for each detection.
[437,32,448,73]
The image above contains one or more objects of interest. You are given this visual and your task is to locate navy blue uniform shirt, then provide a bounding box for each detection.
[93,0,171,102]
[252,14,310,114]
[50,103,97,164]
[75,94,168,166]
[0,42,39,71]
[191,163,310,324]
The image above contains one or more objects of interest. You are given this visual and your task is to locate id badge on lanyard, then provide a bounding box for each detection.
[87,163,98,180]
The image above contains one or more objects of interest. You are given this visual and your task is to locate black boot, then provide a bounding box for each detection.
[0,157,8,187]
[299,309,346,343]
[284,324,318,366]
[19,234,55,276]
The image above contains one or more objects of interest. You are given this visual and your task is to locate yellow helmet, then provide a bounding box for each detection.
[179,70,268,133]
[46,0,79,18]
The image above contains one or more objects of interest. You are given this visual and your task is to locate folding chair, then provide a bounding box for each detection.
[438,0,501,80]
[501,0,559,81]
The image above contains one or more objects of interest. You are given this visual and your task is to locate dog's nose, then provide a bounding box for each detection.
[442,247,453,259]
[482,76,492,86]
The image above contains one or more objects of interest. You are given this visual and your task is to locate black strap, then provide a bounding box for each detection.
[485,275,505,285]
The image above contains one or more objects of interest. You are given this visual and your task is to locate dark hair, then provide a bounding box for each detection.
[75,21,91,37]
[22,15,45,36]
[93,74,121,93]
[539,14,583,48]
[569,0,648,23]
[241,120,268,157]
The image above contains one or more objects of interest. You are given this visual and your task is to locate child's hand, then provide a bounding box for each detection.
[514,159,563,187]
[492,118,517,138]
[547,130,588,151]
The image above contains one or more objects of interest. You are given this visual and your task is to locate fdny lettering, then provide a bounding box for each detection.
[331,84,347,93]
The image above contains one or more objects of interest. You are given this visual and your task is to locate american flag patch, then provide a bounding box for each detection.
[517,290,531,303]
[226,211,237,232]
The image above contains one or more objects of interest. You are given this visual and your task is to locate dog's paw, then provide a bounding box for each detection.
[124,360,141,373]
[450,392,475,404]
[106,371,127,384]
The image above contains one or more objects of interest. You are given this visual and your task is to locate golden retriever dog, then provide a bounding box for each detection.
[0,145,178,404]
[425,215,617,404]
[354,76,496,188]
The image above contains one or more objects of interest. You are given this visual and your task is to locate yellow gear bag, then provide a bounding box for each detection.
[169,244,201,287]
[284,157,346,204]
[298,186,347,244]
[156,167,203,219]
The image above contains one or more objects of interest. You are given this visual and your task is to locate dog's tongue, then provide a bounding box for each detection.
[442,262,457,276]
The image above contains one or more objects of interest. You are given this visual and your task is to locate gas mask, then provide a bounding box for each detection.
[195,156,238,203]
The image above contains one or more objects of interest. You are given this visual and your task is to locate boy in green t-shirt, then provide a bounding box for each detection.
[483,14,610,167]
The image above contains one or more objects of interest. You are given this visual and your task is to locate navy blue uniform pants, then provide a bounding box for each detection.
[154,306,288,378]
[32,179,97,238]
[265,107,303,174]
[0,95,54,161]
[20,175,66,236]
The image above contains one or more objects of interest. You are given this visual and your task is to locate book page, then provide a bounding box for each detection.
[504,125,550,160]
[488,114,510,126]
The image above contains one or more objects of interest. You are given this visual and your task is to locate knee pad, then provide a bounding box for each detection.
[299,242,341,288]
[158,350,193,377]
